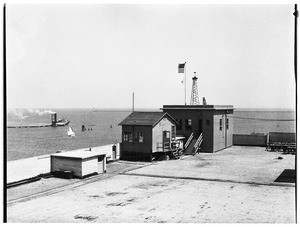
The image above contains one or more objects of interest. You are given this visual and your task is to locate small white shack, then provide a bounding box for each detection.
[51,150,106,178]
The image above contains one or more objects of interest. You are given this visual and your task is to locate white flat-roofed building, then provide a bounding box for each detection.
[51,150,106,178]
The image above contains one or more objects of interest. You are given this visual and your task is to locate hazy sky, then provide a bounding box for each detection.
[6,4,296,109]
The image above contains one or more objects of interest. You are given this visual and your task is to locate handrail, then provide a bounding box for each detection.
[164,142,170,148]
[194,133,203,149]
[194,138,203,153]
[184,133,194,149]
[157,142,171,151]
[156,142,163,152]
[194,139,203,153]
[194,133,203,153]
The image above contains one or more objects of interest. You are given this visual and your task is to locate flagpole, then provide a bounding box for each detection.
[184,63,186,105]
[294,4,298,83]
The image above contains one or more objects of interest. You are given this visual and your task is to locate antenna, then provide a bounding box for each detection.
[190,72,200,105]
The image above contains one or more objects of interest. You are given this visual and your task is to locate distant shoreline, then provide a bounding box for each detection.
[7,107,296,112]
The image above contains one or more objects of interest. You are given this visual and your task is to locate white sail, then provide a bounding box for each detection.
[67,126,75,137]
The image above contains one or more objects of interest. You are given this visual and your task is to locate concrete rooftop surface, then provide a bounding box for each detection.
[7,146,295,223]
[7,144,117,184]
[126,146,295,185]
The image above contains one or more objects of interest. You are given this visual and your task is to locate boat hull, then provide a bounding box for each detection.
[56,121,70,126]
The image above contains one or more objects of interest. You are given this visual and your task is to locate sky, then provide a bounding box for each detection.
[6,4,296,109]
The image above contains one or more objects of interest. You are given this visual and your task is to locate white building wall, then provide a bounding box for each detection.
[213,114,226,152]
[81,158,99,176]
[152,117,175,152]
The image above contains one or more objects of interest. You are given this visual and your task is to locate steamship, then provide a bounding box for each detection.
[51,113,70,126]
[7,112,70,128]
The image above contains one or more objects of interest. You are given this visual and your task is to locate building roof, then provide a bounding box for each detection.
[51,150,106,160]
[119,111,177,127]
[161,105,233,110]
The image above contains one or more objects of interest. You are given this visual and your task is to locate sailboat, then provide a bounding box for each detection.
[67,126,75,137]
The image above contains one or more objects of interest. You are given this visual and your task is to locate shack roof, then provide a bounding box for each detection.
[119,111,177,127]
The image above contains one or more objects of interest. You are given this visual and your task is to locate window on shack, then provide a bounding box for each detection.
[128,132,133,142]
[164,131,170,139]
[123,132,133,142]
[123,132,128,141]
[134,132,144,143]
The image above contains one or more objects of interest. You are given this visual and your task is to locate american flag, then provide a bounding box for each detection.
[178,63,185,73]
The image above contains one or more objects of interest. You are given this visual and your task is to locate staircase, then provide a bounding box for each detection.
[185,133,203,155]
[185,138,198,155]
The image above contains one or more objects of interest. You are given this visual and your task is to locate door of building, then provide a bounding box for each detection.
[198,119,203,135]
[98,156,104,173]
[222,115,226,147]
[163,130,170,151]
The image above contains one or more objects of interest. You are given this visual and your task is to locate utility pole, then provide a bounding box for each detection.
[293,4,298,223]
[294,4,298,82]
[184,62,187,105]
[132,92,135,112]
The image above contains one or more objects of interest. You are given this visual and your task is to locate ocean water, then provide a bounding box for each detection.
[232,109,296,134]
[6,108,296,161]
[7,109,131,161]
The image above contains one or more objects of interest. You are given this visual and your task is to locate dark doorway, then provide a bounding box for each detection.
[198,119,203,134]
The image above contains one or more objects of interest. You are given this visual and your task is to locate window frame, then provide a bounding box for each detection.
[134,132,144,143]
[186,119,192,130]
[171,125,176,139]
[123,132,133,142]
[128,132,133,142]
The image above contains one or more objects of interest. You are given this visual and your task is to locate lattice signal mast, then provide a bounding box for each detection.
[190,72,200,105]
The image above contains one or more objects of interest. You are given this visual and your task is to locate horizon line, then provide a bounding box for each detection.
[7,107,296,111]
